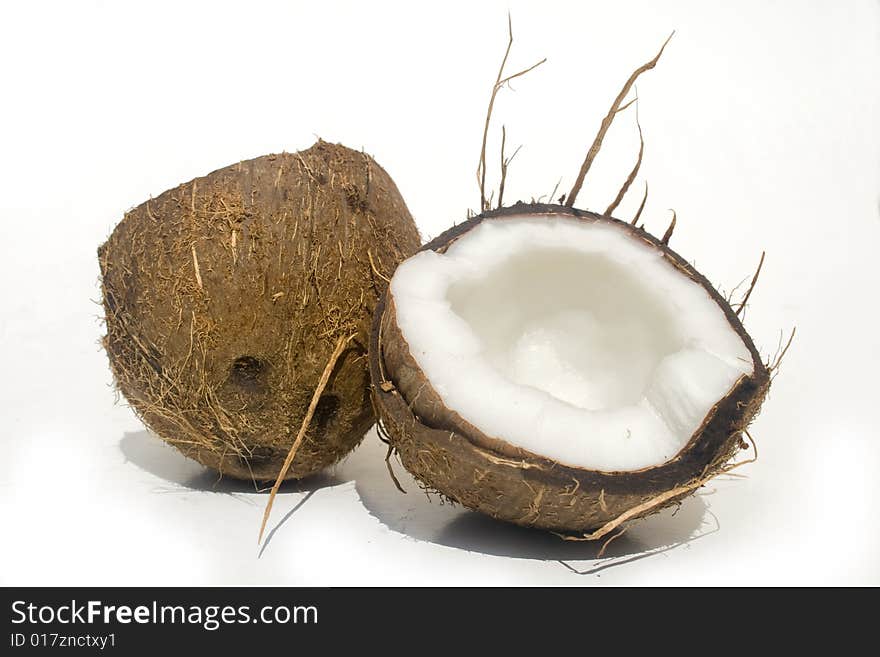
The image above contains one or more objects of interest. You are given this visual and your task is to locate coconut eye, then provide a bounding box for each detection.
[313,394,341,429]
[230,356,266,387]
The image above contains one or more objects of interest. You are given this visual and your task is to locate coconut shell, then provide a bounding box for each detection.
[100,141,420,481]
[370,203,769,533]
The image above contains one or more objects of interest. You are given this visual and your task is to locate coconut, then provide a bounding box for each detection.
[370,203,770,536]
[99,141,420,482]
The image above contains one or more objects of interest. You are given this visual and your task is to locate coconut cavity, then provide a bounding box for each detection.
[390,214,754,472]
[372,204,769,533]
[100,141,420,481]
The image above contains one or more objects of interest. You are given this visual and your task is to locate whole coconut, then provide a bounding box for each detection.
[100,141,420,481]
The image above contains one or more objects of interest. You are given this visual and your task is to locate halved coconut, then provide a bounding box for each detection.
[370,203,769,534]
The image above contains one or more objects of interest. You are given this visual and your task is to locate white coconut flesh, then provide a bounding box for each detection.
[389,214,756,472]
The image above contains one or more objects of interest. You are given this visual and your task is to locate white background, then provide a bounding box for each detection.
[1,0,878,585]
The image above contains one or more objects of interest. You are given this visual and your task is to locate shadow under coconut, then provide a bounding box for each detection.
[119,430,344,497]
[119,431,348,560]
[347,430,712,566]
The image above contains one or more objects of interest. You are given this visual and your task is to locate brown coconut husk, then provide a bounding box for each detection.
[369,202,771,534]
[99,141,420,482]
